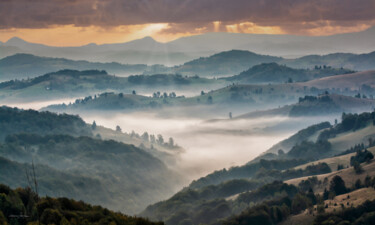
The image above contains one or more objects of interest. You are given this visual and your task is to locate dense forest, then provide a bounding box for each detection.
[0,107,182,214]
[0,184,163,225]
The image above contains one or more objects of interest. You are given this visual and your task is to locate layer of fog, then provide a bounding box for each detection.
[7,100,337,184]
[78,109,337,182]
[2,98,78,110]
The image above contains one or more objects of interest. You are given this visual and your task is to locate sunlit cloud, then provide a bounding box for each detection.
[1,0,374,45]
[0,24,172,46]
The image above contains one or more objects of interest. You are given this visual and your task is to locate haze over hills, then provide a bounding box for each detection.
[0,53,154,81]
[3,50,375,81]
[0,69,226,102]
[1,27,375,66]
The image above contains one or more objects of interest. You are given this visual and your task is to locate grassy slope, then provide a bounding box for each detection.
[238,94,375,119]
[293,147,375,172]
[285,147,375,191]
[280,187,375,225]
[300,70,375,90]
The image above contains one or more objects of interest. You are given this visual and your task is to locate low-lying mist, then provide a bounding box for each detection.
[7,99,338,185]
[77,108,337,182]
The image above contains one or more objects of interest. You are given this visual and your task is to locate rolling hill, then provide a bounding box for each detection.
[0,106,183,214]
[300,70,375,90]
[0,69,225,102]
[225,63,354,84]
[173,50,282,76]
[171,50,375,76]
[237,94,375,119]
[2,27,375,65]
[0,53,152,81]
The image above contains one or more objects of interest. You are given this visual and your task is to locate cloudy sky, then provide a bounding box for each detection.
[1,0,375,46]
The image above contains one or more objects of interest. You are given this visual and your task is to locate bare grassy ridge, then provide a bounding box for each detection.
[293,146,375,171]
[280,188,375,225]
[300,70,375,90]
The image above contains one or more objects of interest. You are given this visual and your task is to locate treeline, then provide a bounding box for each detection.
[0,184,163,225]
[0,106,92,140]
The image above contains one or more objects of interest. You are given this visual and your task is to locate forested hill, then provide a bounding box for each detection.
[0,106,92,140]
[0,106,183,214]
[0,183,163,225]
[173,50,282,76]
[225,63,354,84]
[0,53,150,80]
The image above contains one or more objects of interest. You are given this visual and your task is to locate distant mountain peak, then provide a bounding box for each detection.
[6,36,28,45]
[140,36,156,41]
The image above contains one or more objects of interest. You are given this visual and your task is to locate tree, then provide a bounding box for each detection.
[207,96,213,104]
[141,132,149,141]
[157,134,164,144]
[353,162,364,174]
[337,164,344,171]
[291,194,311,214]
[329,175,347,195]
[168,137,174,147]
[150,134,156,143]
[92,121,97,130]
[201,91,205,96]
[116,125,122,133]
[132,90,136,95]
[229,112,232,119]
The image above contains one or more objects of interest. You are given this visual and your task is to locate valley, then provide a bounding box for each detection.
[1,10,375,224]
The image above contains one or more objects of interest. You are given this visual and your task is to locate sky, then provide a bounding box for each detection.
[1,0,375,46]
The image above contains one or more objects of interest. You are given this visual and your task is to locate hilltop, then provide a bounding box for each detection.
[0,69,225,102]
[225,63,354,84]
[0,53,153,81]
[238,94,375,119]
[173,50,282,76]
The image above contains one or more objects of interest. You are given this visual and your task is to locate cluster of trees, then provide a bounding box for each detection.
[289,96,340,117]
[127,74,191,86]
[286,140,332,160]
[152,91,178,99]
[314,199,375,225]
[129,131,177,149]
[350,149,374,166]
[318,112,375,140]
[0,184,163,225]
[298,94,332,103]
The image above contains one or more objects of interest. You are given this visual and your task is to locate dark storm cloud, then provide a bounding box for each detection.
[1,0,374,30]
